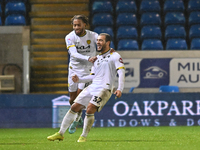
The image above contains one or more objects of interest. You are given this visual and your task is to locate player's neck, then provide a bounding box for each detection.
[79,30,86,37]
[100,48,110,55]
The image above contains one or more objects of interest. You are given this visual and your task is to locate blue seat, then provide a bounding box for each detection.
[140,0,161,14]
[140,13,161,27]
[159,85,179,92]
[116,26,138,41]
[164,0,185,13]
[5,15,26,25]
[190,38,200,50]
[140,26,162,41]
[0,4,2,16]
[189,25,200,40]
[91,1,113,14]
[164,12,185,26]
[165,25,186,40]
[141,39,163,50]
[92,13,113,28]
[189,11,200,26]
[116,13,137,27]
[94,26,114,39]
[116,0,137,14]
[166,39,187,50]
[117,39,139,50]
[5,2,26,16]
[110,41,115,49]
[5,0,27,2]
[188,0,200,13]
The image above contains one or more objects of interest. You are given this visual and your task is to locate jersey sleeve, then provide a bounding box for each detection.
[65,34,90,61]
[114,53,125,92]
[78,66,95,83]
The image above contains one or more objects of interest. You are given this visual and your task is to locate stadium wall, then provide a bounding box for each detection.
[1,93,200,128]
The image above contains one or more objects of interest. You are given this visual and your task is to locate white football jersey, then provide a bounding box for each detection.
[90,50,125,92]
[65,29,98,76]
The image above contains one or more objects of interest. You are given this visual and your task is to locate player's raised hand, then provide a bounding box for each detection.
[72,74,79,83]
[88,56,97,63]
[114,90,122,98]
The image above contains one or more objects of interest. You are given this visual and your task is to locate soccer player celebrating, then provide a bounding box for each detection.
[65,15,98,133]
[47,33,125,142]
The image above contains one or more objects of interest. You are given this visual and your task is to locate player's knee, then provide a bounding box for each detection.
[71,103,84,112]
[86,104,98,114]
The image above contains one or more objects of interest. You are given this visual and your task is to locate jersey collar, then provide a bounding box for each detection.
[99,49,111,57]
[78,30,86,37]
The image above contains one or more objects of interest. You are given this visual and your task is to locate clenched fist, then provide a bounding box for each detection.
[72,74,79,83]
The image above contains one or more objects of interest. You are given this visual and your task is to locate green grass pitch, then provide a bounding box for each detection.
[0,126,199,150]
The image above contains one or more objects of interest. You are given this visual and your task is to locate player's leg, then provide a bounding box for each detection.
[78,89,112,142]
[47,103,84,141]
[77,103,97,142]
[69,83,85,134]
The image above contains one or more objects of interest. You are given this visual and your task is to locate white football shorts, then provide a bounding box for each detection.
[68,68,90,92]
[74,85,112,112]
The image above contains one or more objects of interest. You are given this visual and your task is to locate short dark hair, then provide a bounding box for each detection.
[71,15,89,25]
[99,33,111,42]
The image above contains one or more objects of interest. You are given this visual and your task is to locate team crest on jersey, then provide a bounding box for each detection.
[87,40,91,44]
[119,58,124,63]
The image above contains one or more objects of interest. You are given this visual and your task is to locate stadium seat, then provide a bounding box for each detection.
[189,25,200,40]
[0,4,2,16]
[166,39,187,50]
[116,26,138,41]
[110,41,115,49]
[5,15,26,25]
[140,13,161,27]
[141,39,163,50]
[92,13,113,28]
[5,0,27,2]
[164,12,185,26]
[165,25,186,40]
[140,26,162,41]
[164,0,185,13]
[94,26,114,40]
[140,0,161,14]
[159,85,179,92]
[91,1,113,14]
[188,0,200,13]
[189,11,200,26]
[116,13,137,28]
[116,0,137,14]
[117,39,139,50]
[5,2,26,16]
[190,38,200,50]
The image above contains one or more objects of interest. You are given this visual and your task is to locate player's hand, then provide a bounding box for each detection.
[114,90,122,98]
[110,48,116,53]
[88,56,97,63]
[72,74,79,83]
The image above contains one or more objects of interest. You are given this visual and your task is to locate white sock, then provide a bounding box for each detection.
[75,111,82,122]
[59,109,77,135]
[81,114,94,138]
